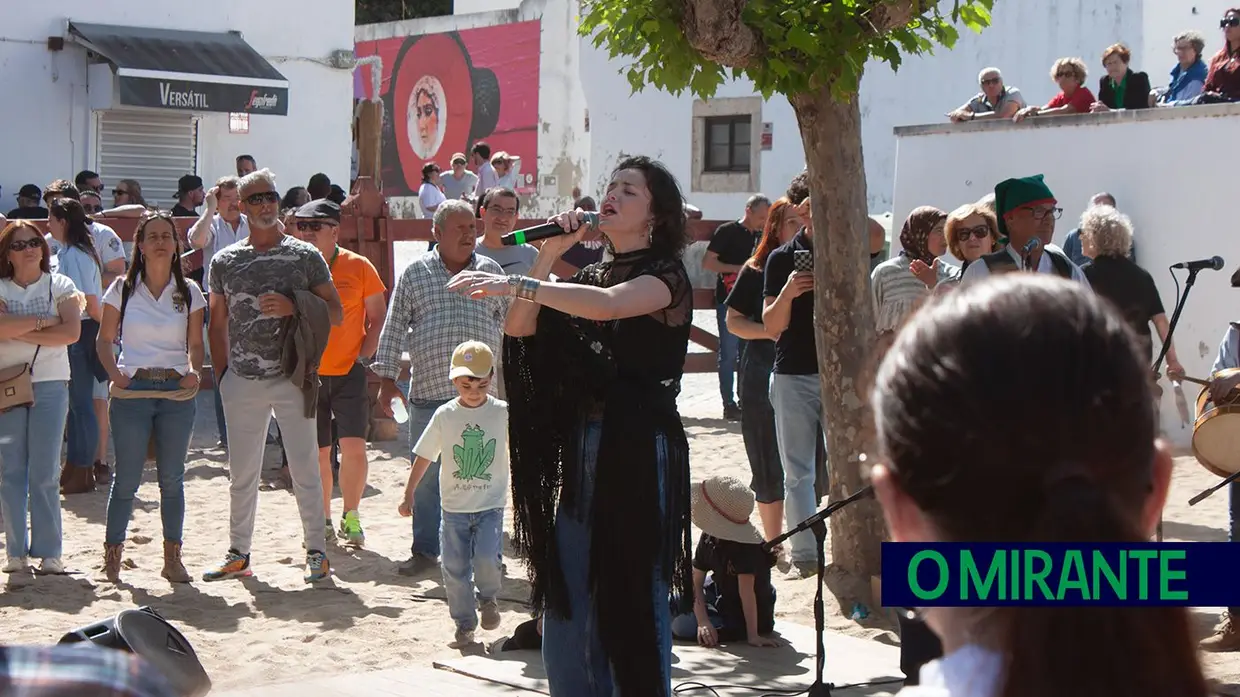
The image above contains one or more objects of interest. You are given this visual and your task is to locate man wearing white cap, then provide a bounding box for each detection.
[441,153,479,201]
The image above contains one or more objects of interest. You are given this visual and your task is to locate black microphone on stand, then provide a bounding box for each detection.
[500,212,600,246]
[1170,255,1225,272]
[1020,237,1039,271]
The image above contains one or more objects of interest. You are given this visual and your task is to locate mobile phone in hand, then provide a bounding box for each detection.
[793,249,813,273]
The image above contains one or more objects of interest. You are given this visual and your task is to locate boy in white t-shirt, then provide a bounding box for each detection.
[399,340,508,648]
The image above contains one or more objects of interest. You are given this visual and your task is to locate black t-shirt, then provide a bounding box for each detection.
[1082,255,1164,359]
[724,264,765,323]
[693,534,776,638]
[708,221,760,304]
[763,230,817,375]
[171,204,197,217]
[6,206,48,220]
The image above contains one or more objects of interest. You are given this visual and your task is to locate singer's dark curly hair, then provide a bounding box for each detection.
[611,155,690,258]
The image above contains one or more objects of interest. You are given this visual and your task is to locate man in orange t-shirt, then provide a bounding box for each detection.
[293,199,388,546]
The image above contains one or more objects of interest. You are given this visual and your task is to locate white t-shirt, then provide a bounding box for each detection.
[413,395,509,513]
[46,224,126,268]
[474,162,499,198]
[418,182,447,219]
[102,277,206,377]
[202,214,250,292]
[0,273,78,383]
[898,644,1002,697]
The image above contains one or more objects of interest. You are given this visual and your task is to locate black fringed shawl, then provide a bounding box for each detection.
[503,249,693,696]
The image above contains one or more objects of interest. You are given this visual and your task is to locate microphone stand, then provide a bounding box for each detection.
[1151,265,1206,531]
[763,485,874,697]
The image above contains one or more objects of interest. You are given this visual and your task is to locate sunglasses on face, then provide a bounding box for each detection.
[245,191,281,206]
[113,189,130,197]
[955,225,991,242]
[1222,16,1240,28]
[295,220,337,232]
[82,204,103,214]
[981,77,1001,85]
[1023,206,1063,221]
[8,238,41,252]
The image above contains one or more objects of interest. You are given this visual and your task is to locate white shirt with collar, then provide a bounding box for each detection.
[102,276,207,377]
[202,214,250,291]
[959,243,1091,289]
[46,223,127,271]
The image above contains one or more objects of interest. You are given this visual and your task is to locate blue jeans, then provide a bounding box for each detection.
[716,304,739,408]
[0,380,69,558]
[66,341,99,468]
[441,507,504,632]
[542,421,674,696]
[770,373,827,563]
[409,397,450,557]
[105,380,198,545]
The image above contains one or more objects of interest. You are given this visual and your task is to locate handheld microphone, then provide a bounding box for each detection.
[1170,256,1225,271]
[501,212,600,246]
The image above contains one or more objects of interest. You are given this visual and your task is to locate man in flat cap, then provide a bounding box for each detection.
[960,174,1090,287]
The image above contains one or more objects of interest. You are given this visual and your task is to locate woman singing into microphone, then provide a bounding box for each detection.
[448,156,693,697]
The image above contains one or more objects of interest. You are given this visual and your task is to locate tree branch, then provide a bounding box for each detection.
[678,0,765,68]
[868,0,934,33]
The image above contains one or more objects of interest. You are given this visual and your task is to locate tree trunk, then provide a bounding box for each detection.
[789,85,886,609]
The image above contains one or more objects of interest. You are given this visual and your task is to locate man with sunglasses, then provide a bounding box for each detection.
[204,169,343,585]
[948,67,1027,122]
[960,174,1091,287]
[291,199,387,547]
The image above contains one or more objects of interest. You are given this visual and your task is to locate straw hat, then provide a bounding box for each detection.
[690,476,764,544]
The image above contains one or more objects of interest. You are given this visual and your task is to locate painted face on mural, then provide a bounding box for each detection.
[409,76,446,159]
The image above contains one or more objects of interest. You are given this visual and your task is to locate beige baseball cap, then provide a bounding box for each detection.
[450,152,467,165]
[449,341,494,380]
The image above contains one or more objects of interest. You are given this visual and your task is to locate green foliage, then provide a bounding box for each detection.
[356,0,453,24]
[579,0,995,101]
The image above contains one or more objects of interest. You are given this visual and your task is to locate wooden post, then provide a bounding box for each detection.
[355,100,383,184]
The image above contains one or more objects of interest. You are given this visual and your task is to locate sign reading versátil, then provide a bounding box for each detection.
[880,542,1240,606]
[118,77,288,116]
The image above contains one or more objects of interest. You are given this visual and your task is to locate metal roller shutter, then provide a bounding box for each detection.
[96,110,198,210]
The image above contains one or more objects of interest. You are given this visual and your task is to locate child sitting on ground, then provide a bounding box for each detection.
[672,475,780,647]
[399,340,509,648]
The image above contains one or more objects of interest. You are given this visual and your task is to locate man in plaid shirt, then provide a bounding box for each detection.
[374,199,509,576]
[0,644,177,696]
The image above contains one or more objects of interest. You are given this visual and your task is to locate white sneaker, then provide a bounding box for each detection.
[39,557,64,574]
[2,556,28,573]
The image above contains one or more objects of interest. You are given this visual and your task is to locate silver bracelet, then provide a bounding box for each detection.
[516,277,541,302]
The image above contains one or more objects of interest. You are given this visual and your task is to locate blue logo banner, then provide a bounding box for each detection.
[881,542,1240,606]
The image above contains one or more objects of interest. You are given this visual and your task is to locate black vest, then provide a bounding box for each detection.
[981,247,1074,279]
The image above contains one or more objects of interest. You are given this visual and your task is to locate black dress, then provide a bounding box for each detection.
[503,247,694,696]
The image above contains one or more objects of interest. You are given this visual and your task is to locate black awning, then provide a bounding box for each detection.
[68,22,289,116]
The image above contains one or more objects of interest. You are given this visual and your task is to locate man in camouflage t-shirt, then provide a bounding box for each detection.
[203,168,343,585]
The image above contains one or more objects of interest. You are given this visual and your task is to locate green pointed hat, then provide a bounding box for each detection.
[994,174,1056,237]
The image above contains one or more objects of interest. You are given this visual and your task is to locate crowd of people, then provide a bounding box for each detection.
[947,9,1240,125]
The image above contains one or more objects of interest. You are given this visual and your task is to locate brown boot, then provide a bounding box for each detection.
[60,466,96,495]
[102,543,122,583]
[161,541,191,584]
[1200,612,1240,652]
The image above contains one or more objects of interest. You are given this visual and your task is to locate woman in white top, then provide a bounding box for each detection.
[870,206,957,351]
[869,274,1207,697]
[0,221,83,575]
[418,162,446,219]
[98,212,206,584]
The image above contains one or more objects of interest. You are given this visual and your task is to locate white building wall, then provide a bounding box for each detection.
[891,105,1240,449]
[0,0,354,209]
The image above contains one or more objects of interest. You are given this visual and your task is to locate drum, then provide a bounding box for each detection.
[1192,368,1240,479]
[58,606,212,697]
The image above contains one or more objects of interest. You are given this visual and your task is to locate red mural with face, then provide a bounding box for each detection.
[354,21,541,197]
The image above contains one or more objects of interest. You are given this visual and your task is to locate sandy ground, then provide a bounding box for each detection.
[2,306,1239,691]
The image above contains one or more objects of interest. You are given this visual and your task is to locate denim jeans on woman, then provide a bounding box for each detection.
[541,420,674,696]
[65,339,99,469]
[769,373,827,563]
[738,340,783,504]
[0,380,70,558]
[105,380,198,545]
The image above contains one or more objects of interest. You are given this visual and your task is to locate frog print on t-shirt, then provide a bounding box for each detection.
[453,423,496,481]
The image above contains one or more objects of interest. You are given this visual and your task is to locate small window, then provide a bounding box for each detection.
[704,116,751,173]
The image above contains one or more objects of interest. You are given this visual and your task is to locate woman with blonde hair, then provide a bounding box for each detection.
[1078,205,1182,375]
[0,221,83,574]
[1014,57,1096,120]
[912,202,1000,294]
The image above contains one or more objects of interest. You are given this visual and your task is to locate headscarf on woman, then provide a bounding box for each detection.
[899,206,948,265]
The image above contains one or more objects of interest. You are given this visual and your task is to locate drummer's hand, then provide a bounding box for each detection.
[1210,373,1240,403]
[1166,358,1186,381]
